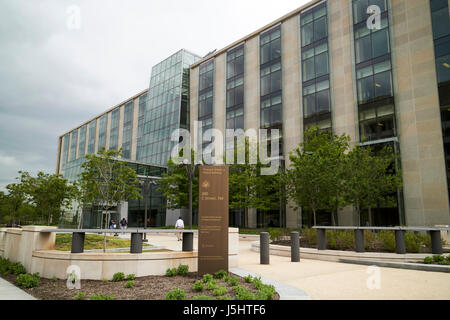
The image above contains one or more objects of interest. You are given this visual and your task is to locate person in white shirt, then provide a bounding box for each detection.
[175,217,184,241]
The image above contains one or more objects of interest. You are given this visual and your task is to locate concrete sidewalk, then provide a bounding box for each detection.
[0,277,36,300]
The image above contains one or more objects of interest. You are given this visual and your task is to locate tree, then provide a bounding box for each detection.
[78,148,141,252]
[3,183,26,225]
[18,171,78,225]
[344,144,402,226]
[158,158,199,211]
[284,128,350,226]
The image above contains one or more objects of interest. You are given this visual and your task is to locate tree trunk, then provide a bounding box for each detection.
[313,209,317,226]
[357,205,361,227]
[331,211,336,226]
[368,207,373,226]
[103,209,109,253]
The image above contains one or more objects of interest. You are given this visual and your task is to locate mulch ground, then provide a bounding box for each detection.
[1,273,279,300]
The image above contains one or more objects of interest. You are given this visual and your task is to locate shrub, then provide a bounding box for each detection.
[227,276,240,287]
[214,269,228,279]
[125,280,134,288]
[405,232,422,253]
[206,280,219,291]
[213,286,228,296]
[52,276,59,282]
[193,295,215,300]
[177,265,189,276]
[112,272,125,282]
[269,228,284,242]
[364,231,378,251]
[126,274,135,281]
[165,288,186,300]
[75,292,87,300]
[166,268,178,277]
[243,275,253,283]
[233,285,256,300]
[192,281,204,292]
[256,284,276,300]
[378,230,396,252]
[424,256,433,264]
[202,273,213,283]
[252,277,263,290]
[0,258,11,275]
[301,228,317,246]
[327,230,354,251]
[433,255,445,263]
[9,262,26,275]
[16,273,40,288]
[90,294,115,300]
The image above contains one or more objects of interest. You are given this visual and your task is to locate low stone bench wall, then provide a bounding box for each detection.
[0,226,239,280]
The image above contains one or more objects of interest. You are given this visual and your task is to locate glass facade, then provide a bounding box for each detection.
[137,50,201,166]
[198,58,215,156]
[122,101,134,160]
[260,25,283,156]
[430,0,450,198]
[226,44,245,131]
[78,125,87,158]
[300,1,332,132]
[352,0,396,142]
[87,120,96,154]
[69,129,78,162]
[109,108,119,150]
[97,114,107,151]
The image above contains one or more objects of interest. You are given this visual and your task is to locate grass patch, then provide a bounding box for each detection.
[54,233,151,251]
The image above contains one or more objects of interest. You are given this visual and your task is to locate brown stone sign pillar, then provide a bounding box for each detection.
[198,165,229,276]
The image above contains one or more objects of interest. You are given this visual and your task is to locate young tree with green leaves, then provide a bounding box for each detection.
[284,128,350,226]
[344,144,402,226]
[78,148,141,252]
[17,171,78,225]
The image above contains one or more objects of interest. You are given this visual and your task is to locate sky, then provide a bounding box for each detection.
[0,0,308,191]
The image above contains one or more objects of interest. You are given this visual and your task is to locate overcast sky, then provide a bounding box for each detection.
[0,0,308,191]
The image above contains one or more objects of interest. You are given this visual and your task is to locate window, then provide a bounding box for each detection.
[356,59,393,104]
[359,104,395,141]
[301,3,328,47]
[260,27,281,65]
[353,0,387,25]
[354,14,390,64]
[301,3,332,130]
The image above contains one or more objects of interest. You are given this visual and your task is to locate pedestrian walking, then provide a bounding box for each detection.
[175,216,184,241]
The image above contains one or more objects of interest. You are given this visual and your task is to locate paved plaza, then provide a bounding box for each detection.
[1,233,449,300]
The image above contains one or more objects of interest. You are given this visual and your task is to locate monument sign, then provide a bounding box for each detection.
[198,166,229,275]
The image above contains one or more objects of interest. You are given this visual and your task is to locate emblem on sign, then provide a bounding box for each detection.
[202,180,210,189]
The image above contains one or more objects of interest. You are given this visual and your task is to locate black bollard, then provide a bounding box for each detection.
[291,232,300,262]
[317,229,327,250]
[430,230,443,254]
[130,233,143,254]
[71,232,85,253]
[395,230,406,254]
[260,232,270,265]
[182,232,194,252]
[355,229,365,253]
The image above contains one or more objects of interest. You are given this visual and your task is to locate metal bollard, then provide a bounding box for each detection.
[430,230,443,254]
[71,232,85,253]
[291,232,300,262]
[260,232,270,265]
[317,229,327,250]
[395,230,406,254]
[354,229,365,253]
[130,233,143,254]
[182,232,194,252]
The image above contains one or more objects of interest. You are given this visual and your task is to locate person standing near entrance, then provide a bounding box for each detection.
[175,216,184,241]
[120,218,128,232]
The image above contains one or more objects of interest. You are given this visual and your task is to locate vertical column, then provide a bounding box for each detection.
[189,67,199,145]
[391,0,449,226]
[283,15,302,229]
[131,98,140,161]
[118,105,124,150]
[214,53,226,157]
[260,232,270,265]
[244,36,259,133]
